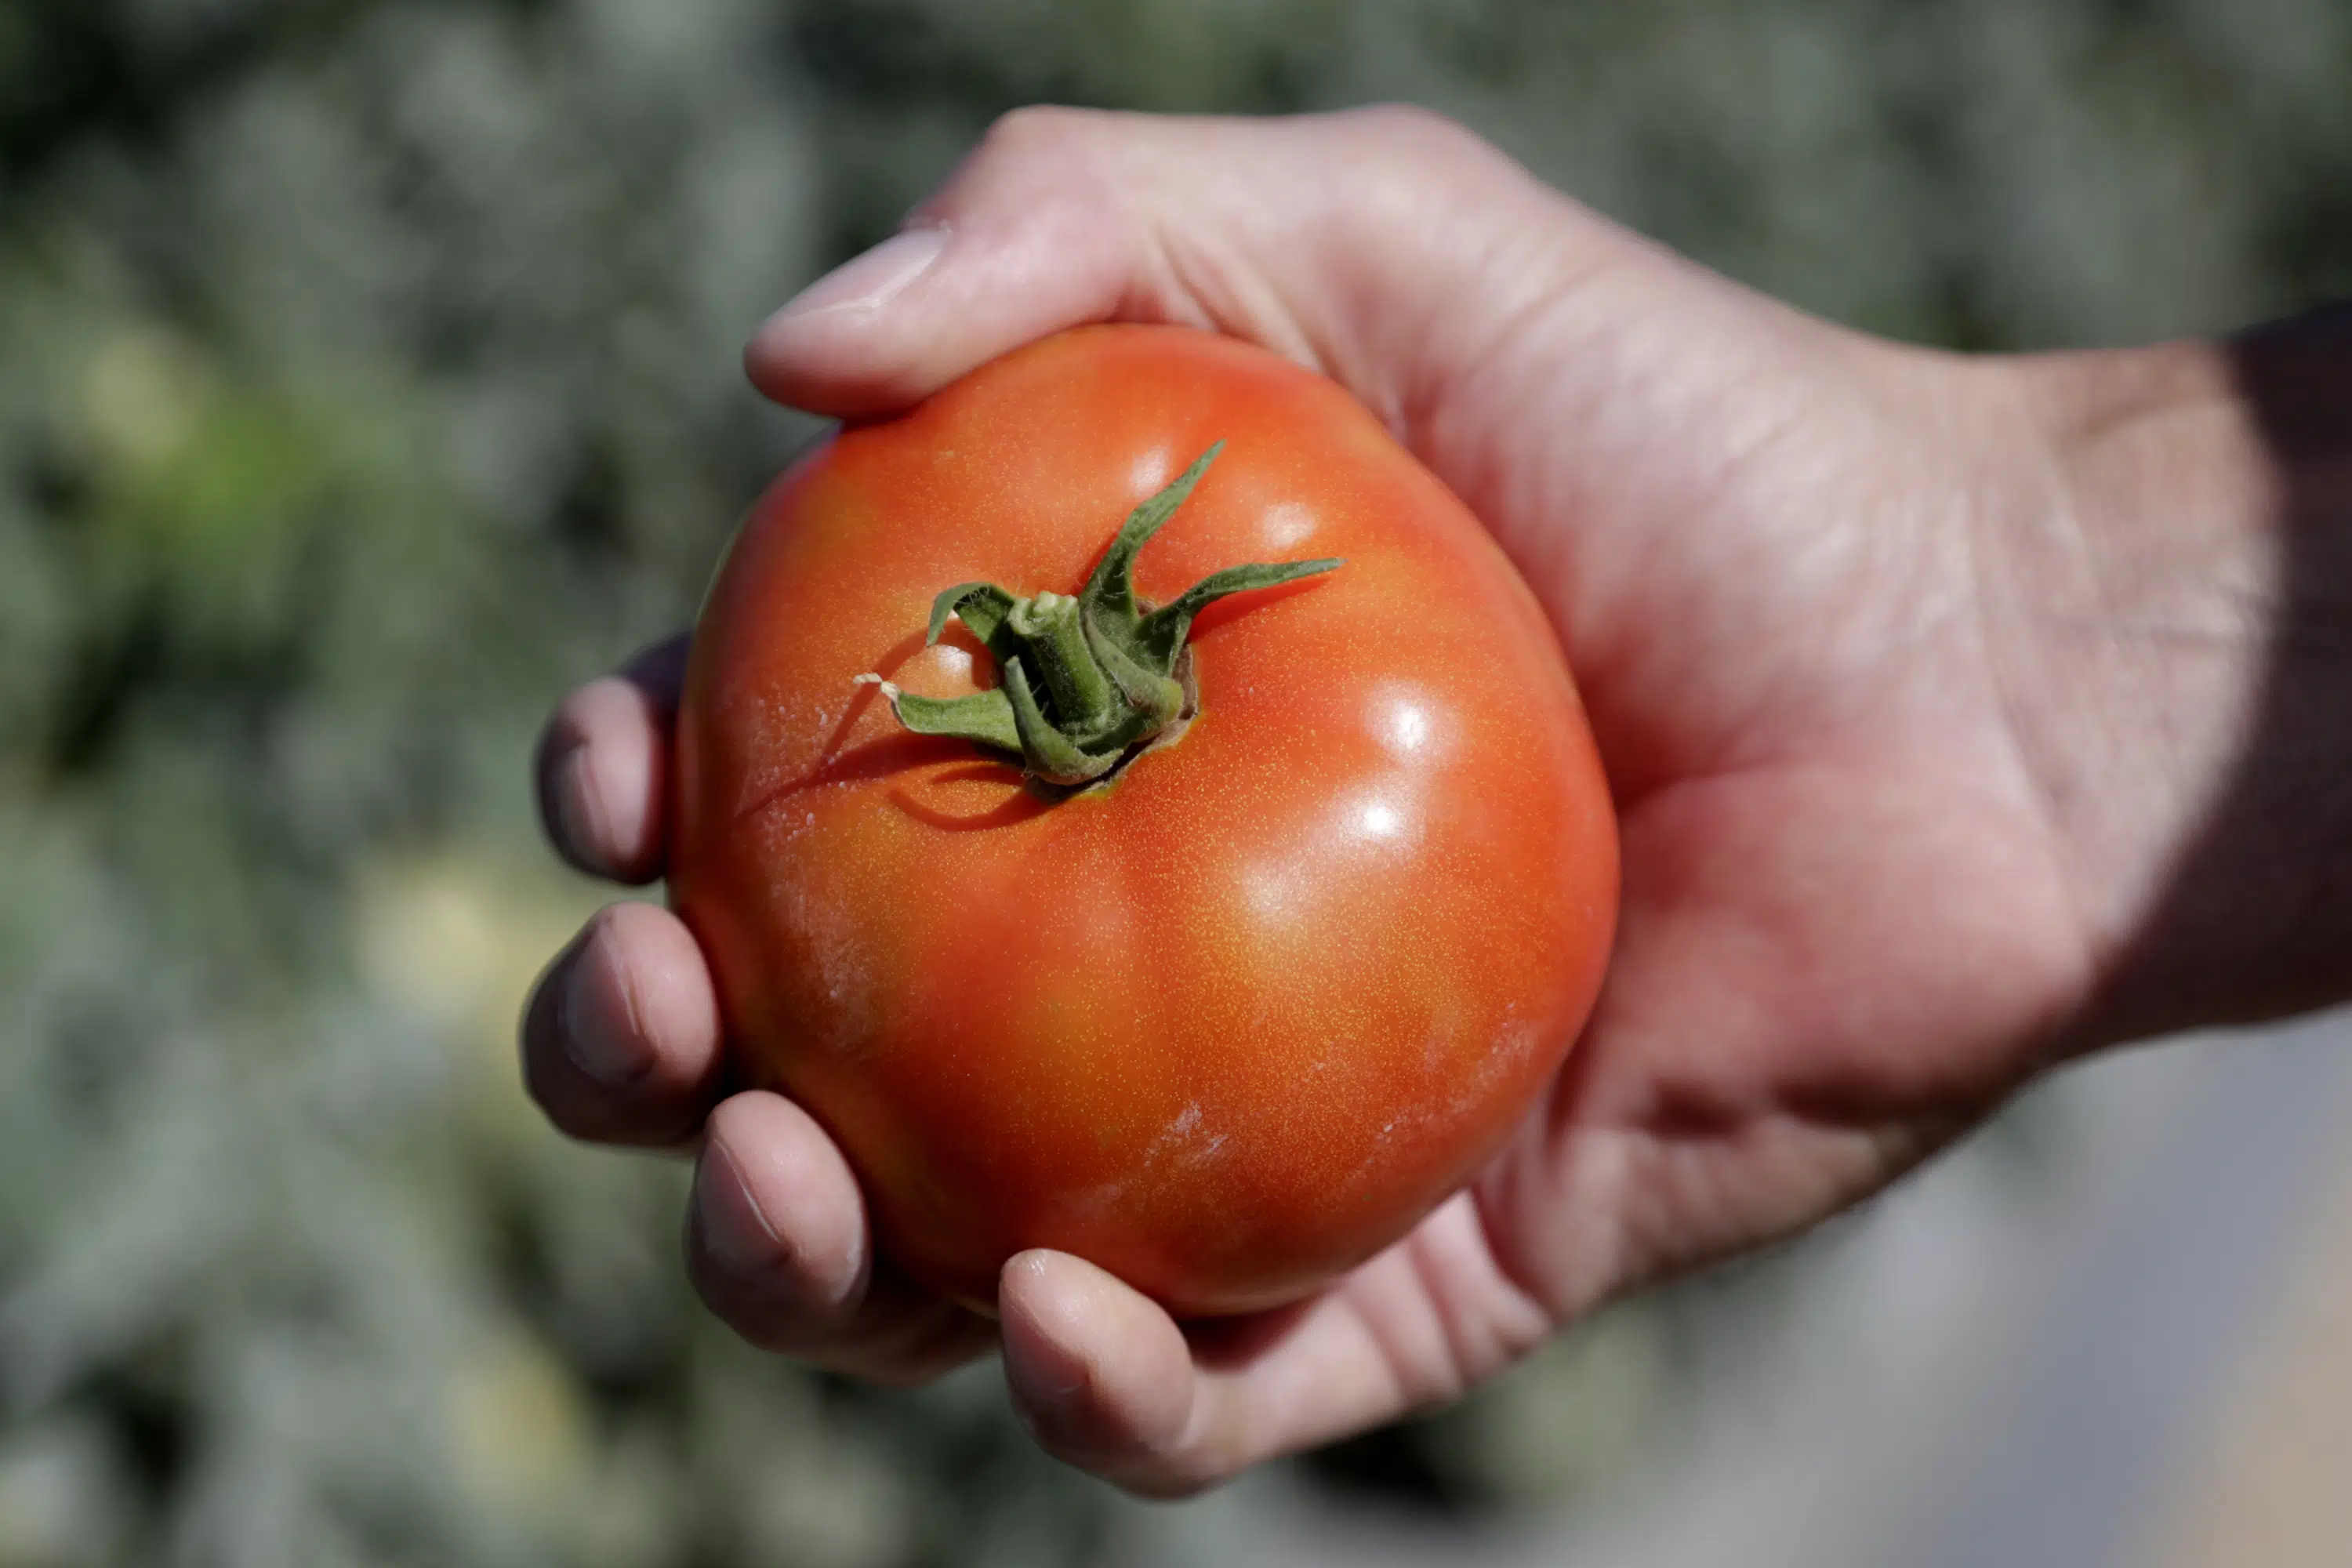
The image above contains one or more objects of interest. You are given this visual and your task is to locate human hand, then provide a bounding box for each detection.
[521,107,2317,1493]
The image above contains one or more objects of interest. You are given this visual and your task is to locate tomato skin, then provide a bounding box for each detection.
[672,325,1617,1317]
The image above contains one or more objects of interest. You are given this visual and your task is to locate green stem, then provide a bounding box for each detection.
[862,444,1341,787]
[1006,590,1120,742]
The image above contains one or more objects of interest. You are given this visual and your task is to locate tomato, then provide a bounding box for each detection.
[671,325,1617,1317]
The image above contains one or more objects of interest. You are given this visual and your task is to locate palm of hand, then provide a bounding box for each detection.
[1127,254,2090,1485]
[1309,281,2092,1440]
[528,108,2098,1494]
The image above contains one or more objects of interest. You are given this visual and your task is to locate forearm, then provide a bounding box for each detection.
[1983,308,2352,1047]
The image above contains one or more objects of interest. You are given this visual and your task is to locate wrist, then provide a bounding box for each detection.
[1977,318,2352,1047]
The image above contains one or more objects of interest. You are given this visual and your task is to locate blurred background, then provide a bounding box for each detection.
[5,2,2352,1565]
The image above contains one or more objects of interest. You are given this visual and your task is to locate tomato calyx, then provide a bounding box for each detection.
[856,442,1342,786]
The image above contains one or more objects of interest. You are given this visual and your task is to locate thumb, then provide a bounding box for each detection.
[743,106,1650,433]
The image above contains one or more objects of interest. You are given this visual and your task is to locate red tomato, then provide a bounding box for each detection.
[672,325,1617,1317]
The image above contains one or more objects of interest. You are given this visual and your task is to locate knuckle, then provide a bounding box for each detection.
[975,103,1111,166]
[1336,100,1471,144]
[1328,101,1499,173]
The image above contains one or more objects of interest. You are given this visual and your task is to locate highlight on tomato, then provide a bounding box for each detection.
[671,324,1618,1317]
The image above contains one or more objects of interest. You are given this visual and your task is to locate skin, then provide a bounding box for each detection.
[521,107,2352,1495]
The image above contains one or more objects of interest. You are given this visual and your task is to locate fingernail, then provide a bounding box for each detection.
[560,931,651,1087]
[552,744,610,873]
[693,1144,787,1277]
[767,227,949,324]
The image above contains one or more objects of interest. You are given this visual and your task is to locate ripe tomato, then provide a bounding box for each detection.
[672,325,1617,1317]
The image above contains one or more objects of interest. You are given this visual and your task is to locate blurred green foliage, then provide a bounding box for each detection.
[2,1,2347,1564]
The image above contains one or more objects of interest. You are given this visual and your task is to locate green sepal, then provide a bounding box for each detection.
[928,582,1018,648]
[878,685,1022,753]
[865,438,1341,789]
[1134,557,1343,670]
[1083,608,1185,726]
[1078,441,1225,636]
[1002,657,1123,785]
